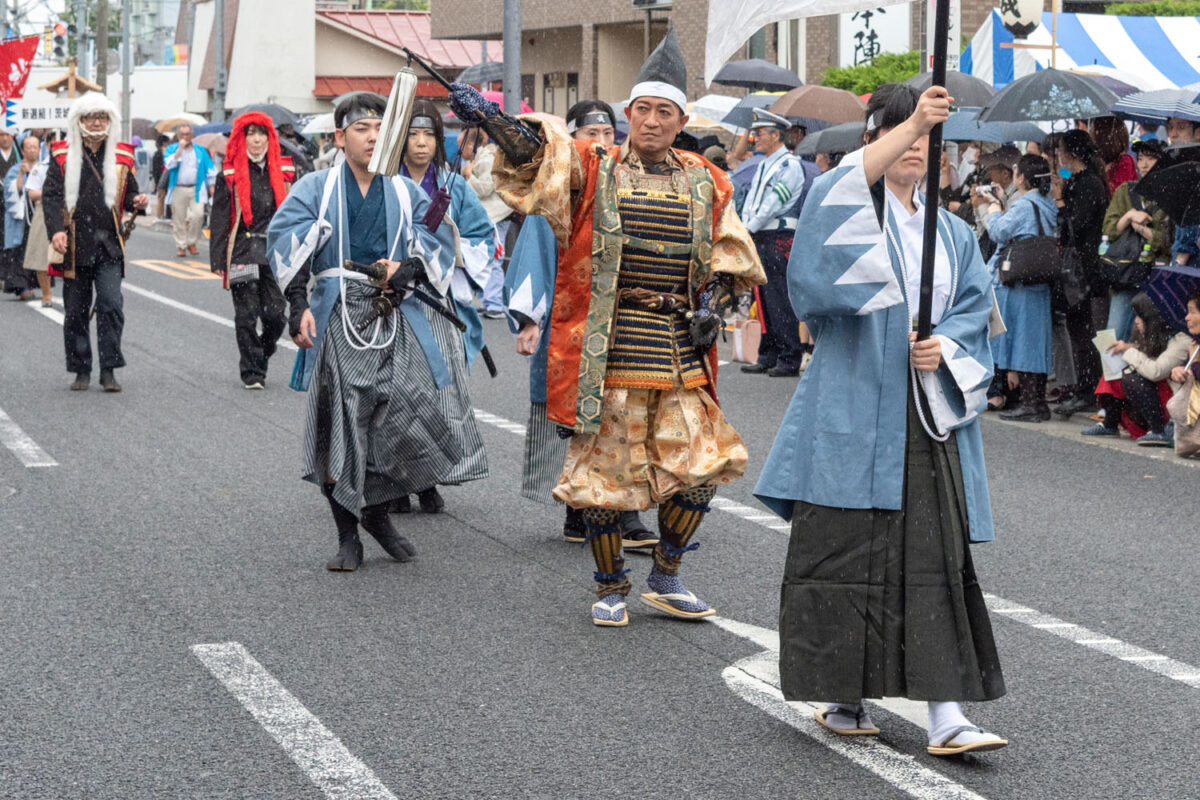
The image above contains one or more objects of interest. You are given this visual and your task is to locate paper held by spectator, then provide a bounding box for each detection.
[1093,329,1127,381]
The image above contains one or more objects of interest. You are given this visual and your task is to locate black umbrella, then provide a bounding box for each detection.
[722,93,782,129]
[795,121,864,155]
[905,71,995,108]
[713,59,802,92]
[977,68,1118,123]
[457,61,504,85]
[234,103,298,127]
[1136,160,1200,226]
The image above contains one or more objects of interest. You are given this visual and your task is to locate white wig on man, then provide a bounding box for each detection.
[64,91,122,213]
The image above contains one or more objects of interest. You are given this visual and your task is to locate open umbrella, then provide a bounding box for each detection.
[1112,88,1200,125]
[194,133,227,159]
[977,69,1117,123]
[1136,160,1200,226]
[234,103,298,127]
[721,92,782,129]
[795,121,864,156]
[905,71,995,108]
[154,112,207,133]
[303,112,336,135]
[457,61,504,85]
[192,120,232,135]
[770,85,865,125]
[691,94,740,126]
[943,109,1045,144]
[131,118,157,140]
[713,58,802,92]
[1144,265,1200,333]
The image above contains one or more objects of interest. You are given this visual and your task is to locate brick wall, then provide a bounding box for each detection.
[805,15,840,85]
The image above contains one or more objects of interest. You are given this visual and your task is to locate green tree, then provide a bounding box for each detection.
[1105,1,1200,15]
[371,0,431,8]
[59,4,122,64]
[820,51,921,96]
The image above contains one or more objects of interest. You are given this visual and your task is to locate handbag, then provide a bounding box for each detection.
[998,203,1060,287]
[1166,349,1200,458]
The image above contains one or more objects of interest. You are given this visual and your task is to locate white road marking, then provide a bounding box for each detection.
[0,405,57,467]
[22,296,65,324]
[192,642,399,800]
[472,408,1200,691]
[123,283,298,351]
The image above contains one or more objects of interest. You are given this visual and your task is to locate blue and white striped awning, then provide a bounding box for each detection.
[961,9,1200,91]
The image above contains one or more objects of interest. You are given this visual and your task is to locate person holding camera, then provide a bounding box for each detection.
[266,93,474,573]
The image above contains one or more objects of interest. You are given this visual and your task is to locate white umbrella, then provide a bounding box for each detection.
[303,112,336,135]
[691,94,739,125]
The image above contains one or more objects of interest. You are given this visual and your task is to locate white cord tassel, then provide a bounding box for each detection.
[369,68,419,177]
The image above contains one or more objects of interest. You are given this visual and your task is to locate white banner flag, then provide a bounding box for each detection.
[704,0,912,86]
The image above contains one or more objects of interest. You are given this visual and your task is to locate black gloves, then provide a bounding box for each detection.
[689,310,722,352]
[556,425,575,440]
[387,258,422,295]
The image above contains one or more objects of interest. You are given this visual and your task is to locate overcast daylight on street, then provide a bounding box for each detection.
[1,1,1199,798]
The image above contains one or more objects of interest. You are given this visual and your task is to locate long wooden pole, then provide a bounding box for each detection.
[917,0,949,341]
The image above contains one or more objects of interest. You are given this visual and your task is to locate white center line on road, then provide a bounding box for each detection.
[122,283,299,350]
[192,642,399,800]
[0,405,57,467]
[471,409,1200,692]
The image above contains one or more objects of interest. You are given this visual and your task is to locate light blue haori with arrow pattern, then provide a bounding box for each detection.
[753,148,999,543]
[266,165,457,392]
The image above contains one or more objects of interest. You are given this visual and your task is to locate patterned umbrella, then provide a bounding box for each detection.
[1144,265,1200,333]
[1112,88,1200,126]
[977,69,1118,123]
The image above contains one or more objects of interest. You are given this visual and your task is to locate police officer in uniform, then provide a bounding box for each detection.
[740,108,810,378]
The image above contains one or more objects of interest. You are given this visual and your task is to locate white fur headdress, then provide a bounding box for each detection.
[64,91,122,212]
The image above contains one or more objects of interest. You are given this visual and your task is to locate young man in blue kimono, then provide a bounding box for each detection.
[755,84,1009,756]
[266,93,471,572]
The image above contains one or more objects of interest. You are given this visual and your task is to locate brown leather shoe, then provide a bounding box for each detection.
[176,248,186,257]
[187,244,199,255]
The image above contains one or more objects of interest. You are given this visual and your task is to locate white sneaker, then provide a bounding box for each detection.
[243,381,265,390]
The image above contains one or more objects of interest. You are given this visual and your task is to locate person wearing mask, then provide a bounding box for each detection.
[1164,117,1200,267]
[393,100,493,515]
[209,112,296,390]
[1086,292,1193,446]
[740,108,813,378]
[755,83,1007,756]
[265,93,466,572]
[42,92,148,392]
[1101,137,1171,340]
[460,31,765,626]
[15,133,52,306]
[163,124,215,257]
[1090,116,1138,194]
[2,133,41,301]
[984,154,1058,422]
[1051,129,1109,418]
[504,101,658,553]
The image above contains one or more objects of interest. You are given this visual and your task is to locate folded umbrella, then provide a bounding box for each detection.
[977,68,1117,123]
[713,59,802,92]
[905,71,995,108]
[1135,161,1200,226]
[1144,264,1200,333]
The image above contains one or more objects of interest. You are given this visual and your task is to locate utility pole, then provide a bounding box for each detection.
[502,0,520,114]
[76,0,91,84]
[213,0,227,121]
[95,0,108,92]
[120,0,130,141]
[1,0,8,42]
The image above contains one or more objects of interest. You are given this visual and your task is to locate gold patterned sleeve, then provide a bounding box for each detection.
[491,119,584,248]
[711,199,766,294]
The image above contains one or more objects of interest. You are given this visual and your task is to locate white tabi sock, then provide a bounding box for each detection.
[927,701,995,747]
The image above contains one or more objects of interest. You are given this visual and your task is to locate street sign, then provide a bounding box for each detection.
[8,97,72,126]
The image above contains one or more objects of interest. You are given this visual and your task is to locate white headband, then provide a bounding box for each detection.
[628,81,686,112]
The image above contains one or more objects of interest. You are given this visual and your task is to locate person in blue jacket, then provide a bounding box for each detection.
[754,84,1009,757]
[984,153,1058,422]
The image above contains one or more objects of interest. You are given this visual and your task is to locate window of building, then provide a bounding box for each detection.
[521,74,534,109]
[748,27,767,60]
[567,72,579,109]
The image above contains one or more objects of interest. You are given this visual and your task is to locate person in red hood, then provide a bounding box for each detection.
[210,111,295,389]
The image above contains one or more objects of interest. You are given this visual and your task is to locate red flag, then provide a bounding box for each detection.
[0,36,42,99]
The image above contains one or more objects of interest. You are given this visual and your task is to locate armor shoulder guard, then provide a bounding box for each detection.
[115,141,135,169]
[50,139,69,167]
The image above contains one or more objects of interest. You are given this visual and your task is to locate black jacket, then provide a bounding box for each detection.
[209,161,280,272]
[42,144,139,268]
[1058,168,1109,267]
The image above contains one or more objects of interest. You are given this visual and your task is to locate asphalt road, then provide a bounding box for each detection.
[1,226,1198,799]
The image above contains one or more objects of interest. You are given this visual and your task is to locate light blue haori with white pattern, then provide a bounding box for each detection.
[430,168,496,369]
[502,215,558,403]
[266,164,457,392]
[753,148,998,543]
[739,147,808,234]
